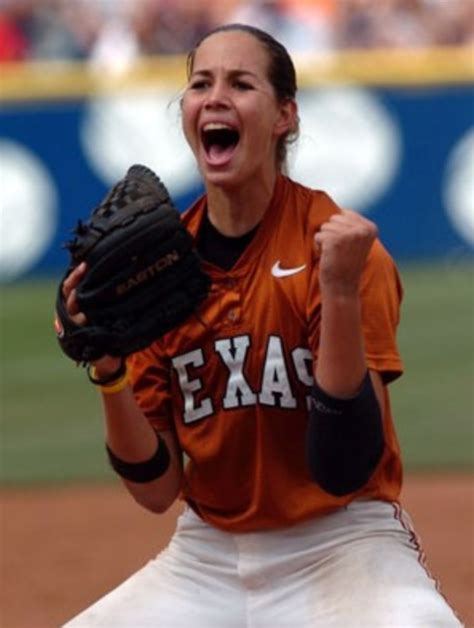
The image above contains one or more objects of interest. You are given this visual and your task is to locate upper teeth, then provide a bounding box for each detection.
[203,123,234,132]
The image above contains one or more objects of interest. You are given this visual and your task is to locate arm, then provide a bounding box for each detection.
[62,265,183,513]
[307,210,385,495]
[97,359,183,513]
[314,209,382,402]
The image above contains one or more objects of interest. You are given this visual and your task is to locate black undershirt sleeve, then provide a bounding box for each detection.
[306,372,385,496]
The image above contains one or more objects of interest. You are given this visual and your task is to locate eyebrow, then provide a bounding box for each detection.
[190,69,259,80]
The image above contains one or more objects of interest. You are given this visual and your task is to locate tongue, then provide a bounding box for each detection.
[207,143,236,166]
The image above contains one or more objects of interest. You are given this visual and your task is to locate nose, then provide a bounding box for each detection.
[204,80,230,109]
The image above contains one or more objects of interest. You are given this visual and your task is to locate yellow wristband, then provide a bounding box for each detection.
[99,372,129,394]
[88,363,130,394]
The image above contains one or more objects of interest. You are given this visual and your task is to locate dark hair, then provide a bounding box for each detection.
[186,23,299,169]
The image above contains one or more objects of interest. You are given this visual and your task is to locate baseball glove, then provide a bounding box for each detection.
[55,164,210,363]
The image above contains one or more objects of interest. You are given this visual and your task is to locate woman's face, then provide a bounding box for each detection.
[182,31,294,189]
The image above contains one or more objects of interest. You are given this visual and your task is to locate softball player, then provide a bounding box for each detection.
[62,23,462,627]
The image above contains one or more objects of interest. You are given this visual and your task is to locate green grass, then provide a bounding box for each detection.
[392,262,474,470]
[0,263,473,485]
[0,280,113,484]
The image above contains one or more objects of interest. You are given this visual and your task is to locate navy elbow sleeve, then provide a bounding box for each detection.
[305,372,384,497]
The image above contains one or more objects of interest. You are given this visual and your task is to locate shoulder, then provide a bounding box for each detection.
[284,176,340,211]
[281,176,342,229]
[180,194,207,237]
[367,238,399,274]
[363,238,403,302]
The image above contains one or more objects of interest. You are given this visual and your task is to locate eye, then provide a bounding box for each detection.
[190,80,210,91]
[233,80,253,91]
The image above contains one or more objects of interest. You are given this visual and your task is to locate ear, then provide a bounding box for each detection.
[273,99,298,138]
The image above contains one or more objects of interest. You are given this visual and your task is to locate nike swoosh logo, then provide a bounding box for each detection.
[271,261,306,278]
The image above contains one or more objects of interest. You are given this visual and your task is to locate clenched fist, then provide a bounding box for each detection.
[314,209,378,297]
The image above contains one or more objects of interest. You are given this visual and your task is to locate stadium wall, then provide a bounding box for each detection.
[0,47,472,281]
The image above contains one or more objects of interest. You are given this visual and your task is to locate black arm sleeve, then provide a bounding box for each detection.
[305,372,384,497]
[106,433,170,484]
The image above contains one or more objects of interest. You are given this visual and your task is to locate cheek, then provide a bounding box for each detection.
[247,117,277,153]
[245,104,280,142]
[180,98,198,148]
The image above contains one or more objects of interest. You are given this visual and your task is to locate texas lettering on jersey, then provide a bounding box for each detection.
[172,334,313,423]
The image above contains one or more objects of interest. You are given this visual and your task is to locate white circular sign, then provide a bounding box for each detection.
[289,87,402,212]
[443,128,474,248]
[0,140,58,281]
[80,90,201,197]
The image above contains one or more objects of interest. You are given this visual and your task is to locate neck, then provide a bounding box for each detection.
[206,170,278,237]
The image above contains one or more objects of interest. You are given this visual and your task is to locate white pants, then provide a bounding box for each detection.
[64,500,462,628]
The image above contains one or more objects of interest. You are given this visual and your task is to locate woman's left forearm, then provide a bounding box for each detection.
[315,287,367,398]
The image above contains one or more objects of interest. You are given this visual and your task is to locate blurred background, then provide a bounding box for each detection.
[0,0,473,625]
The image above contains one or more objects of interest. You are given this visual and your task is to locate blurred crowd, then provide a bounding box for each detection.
[1,0,473,65]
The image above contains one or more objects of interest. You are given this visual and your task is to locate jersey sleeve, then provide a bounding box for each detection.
[359,239,404,383]
[127,343,173,432]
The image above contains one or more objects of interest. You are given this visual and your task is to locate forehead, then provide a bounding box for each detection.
[191,31,270,76]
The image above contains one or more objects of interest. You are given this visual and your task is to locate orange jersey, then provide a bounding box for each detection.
[129,175,404,532]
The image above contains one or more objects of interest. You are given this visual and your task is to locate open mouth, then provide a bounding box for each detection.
[201,123,240,165]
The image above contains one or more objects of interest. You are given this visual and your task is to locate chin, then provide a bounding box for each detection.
[201,165,243,189]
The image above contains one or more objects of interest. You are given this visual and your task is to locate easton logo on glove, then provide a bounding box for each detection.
[116,250,180,296]
[55,164,211,363]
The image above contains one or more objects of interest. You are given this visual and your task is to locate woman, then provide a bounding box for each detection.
[62,24,461,628]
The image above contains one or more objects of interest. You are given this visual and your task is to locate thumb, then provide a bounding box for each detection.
[313,230,322,260]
